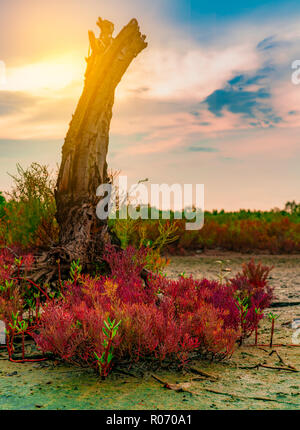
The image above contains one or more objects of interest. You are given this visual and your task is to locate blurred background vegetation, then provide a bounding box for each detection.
[0,162,299,254]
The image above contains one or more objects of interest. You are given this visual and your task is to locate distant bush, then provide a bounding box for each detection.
[284,200,300,216]
[0,192,5,218]
[0,162,299,254]
[0,163,58,248]
[109,208,300,254]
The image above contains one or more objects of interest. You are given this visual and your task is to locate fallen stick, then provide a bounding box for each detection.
[239,363,298,372]
[244,344,300,348]
[258,348,270,353]
[269,349,298,371]
[201,387,274,402]
[200,387,297,405]
[188,366,219,380]
[151,374,197,396]
[260,364,298,372]
[151,374,296,405]
[189,376,207,382]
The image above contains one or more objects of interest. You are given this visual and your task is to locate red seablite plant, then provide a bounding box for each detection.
[0,248,49,362]
[32,247,274,375]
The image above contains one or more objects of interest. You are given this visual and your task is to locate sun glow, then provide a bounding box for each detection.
[2,52,85,95]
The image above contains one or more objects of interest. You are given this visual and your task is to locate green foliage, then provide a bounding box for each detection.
[235,296,250,344]
[7,163,55,202]
[110,218,179,273]
[268,312,279,347]
[268,312,279,321]
[94,317,121,379]
[284,200,300,216]
[123,208,300,254]
[0,163,58,247]
[109,217,137,249]
[0,192,5,218]
[108,201,300,255]
[254,307,262,315]
[215,259,231,283]
[69,260,82,283]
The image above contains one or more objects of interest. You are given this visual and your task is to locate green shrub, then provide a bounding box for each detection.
[0,163,58,248]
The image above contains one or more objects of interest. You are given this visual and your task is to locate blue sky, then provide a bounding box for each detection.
[169,0,298,17]
[0,0,300,210]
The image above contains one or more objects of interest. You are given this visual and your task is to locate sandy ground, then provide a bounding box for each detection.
[0,253,299,410]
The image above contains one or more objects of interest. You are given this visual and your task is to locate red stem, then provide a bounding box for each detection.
[101,334,113,378]
[17,260,22,278]
[12,276,49,300]
[22,332,25,359]
[9,357,48,363]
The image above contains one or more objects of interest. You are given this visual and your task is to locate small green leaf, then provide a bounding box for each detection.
[104,320,110,331]
[102,327,109,337]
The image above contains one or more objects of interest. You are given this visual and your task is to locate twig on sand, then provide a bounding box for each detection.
[239,363,298,372]
[245,343,300,348]
[198,387,297,405]
[199,387,273,402]
[187,366,219,380]
[151,374,296,405]
[269,349,298,371]
[256,348,298,370]
[151,374,197,395]
[258,347,270,353]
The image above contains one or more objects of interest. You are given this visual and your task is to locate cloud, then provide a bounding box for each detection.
[1,1,300,209]
[116,43,260,102]
[256,35,289,51]
[187,146,218,152]
[202,65,285,127]
[204,87,270,118]
[0,91,37,116]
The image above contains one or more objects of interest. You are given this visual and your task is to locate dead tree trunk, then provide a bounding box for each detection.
[53,18,147,269]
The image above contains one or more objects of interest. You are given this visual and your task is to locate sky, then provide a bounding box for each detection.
[0,0,300,210]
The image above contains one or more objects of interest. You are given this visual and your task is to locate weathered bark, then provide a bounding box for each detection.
[54,18,147,267]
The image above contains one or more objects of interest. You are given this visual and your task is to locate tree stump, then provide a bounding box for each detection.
[52,18,147,270]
